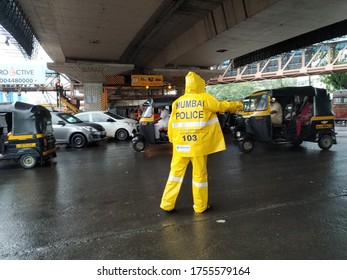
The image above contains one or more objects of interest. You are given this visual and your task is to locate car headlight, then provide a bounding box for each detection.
[82,126,97,132]
[126,122,135,126]
[236,131,242,138]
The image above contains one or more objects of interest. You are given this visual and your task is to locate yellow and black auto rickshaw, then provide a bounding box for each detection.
[0,101,57,168]
[234,86,337,153]
[132,98,174,152]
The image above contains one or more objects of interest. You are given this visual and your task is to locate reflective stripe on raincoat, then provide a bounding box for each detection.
[168,71,242,157]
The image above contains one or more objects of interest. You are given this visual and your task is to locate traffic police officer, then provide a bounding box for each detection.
[160,71,242,213]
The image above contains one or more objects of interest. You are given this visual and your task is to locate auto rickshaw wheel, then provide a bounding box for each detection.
[239,138,254,153]
[71,133,87,148]
[115,129,128,141]
[20,154,37,169]
[132,140,145,152]
[318,134,333,150]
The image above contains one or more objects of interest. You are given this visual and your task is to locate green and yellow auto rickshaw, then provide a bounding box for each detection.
[234,86,337,153]
[0,101,57,168]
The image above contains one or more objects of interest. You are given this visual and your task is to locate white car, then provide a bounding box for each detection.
[75,111,138,141]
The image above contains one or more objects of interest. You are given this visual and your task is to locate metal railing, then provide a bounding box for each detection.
[208,38,347,85]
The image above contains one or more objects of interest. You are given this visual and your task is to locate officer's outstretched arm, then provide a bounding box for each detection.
[227,101,243,113]
[205,93,242,113]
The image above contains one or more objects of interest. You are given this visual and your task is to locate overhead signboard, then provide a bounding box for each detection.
[0,64,46,85]
[131,75,163,87]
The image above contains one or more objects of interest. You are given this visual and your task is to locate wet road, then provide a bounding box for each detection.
[1,127,346,260]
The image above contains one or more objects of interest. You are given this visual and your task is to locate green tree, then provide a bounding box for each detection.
[321,72,347,92]
[206,82,257,101]
[206,78,298,100]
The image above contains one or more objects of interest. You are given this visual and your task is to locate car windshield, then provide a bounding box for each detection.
[58,113,83,123]
[105,112,124,120]
[243,94,268,112]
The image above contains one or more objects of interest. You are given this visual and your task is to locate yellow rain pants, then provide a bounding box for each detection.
[160,154,208,213]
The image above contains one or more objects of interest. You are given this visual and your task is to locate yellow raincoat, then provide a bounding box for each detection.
[160,71,242,213]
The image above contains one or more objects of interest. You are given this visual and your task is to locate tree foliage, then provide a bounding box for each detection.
[206,78,298,100]
[320,73,347,92]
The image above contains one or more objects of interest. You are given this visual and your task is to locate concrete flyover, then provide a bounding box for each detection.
[5,0,347,84]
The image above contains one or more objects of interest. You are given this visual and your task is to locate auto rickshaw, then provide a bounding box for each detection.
[132,98,174,152]
[234,86,337,153]
[0,101,57,168]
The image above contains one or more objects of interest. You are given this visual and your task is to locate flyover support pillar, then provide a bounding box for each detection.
[83,83,106,111]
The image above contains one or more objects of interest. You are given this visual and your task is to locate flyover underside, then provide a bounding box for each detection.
[3,0,347,87]
[0,0,38,58]
[233,19,347,68]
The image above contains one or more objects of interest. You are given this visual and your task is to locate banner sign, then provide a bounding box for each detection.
[0,64,46,85]
[131,75,163,87]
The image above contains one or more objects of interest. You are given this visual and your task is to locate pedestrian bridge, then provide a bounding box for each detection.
[208,38,347,84]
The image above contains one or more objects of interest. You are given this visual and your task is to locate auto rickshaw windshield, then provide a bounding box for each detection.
[34,113,53,134]
[243,93,268,112]
[45,119,54,134]
[142,105,153,118]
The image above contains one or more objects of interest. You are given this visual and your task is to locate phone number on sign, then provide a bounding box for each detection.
[0,78,34,84]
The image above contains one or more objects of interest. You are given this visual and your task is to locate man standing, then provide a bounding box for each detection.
[160,71,242,213]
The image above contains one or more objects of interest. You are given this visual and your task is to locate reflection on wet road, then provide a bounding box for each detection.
[1,127,346,259]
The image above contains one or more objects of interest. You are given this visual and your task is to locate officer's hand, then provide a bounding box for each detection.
[236,101,243,111]
[230,101,243,111]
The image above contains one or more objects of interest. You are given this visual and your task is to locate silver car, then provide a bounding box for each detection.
[51,112,107,148]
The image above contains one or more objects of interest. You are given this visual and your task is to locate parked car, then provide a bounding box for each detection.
[75,111,138,141]
[51,112,107,148]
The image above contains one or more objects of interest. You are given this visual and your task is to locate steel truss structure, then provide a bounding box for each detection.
[208,38,347,85]
[0,0,38,59]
